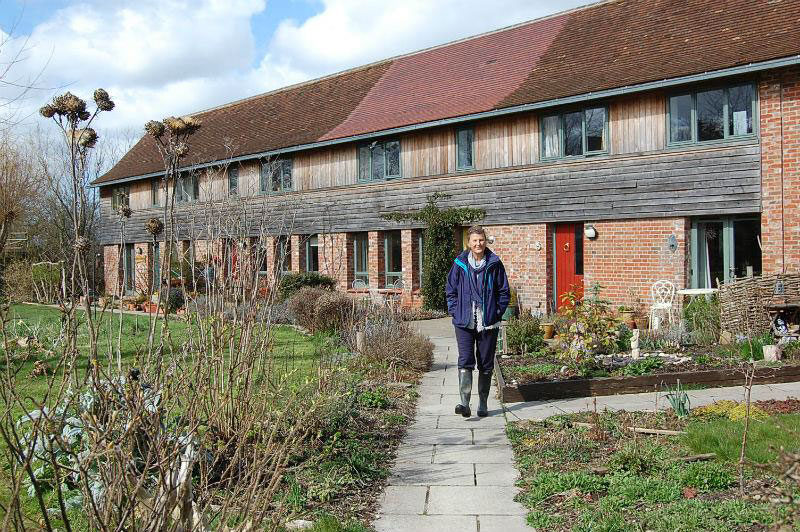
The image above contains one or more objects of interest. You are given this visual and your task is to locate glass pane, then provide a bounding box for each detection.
[270,163,281,192]
[385,231,402,286]
[542,115,560,158]
[371,143,385,180]
[282,160,293,190]
[457,128,473,168]
[728,85,754,136]
[278,236,290,273]
[564,111,583,156]
[260,164,268,192]
[574,224,584,276]
[354,234,369,276]
[669,94,693,143]
[358,146,370,181]
[697,89,724,141]
[308,239,319,272]
[151,178,159,205]
[385,141,400,176]
[585,107,605,152]
[699,222,725,289]
[228,168,238,195]
[733,219,761,278]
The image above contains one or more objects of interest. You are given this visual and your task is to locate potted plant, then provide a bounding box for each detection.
[635,314,650,331]
[540,312,556,340]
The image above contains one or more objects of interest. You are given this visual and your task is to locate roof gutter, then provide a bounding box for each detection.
[95,54,800,187]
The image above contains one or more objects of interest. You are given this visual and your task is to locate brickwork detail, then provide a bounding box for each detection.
[583,218,688,313]
[319,232,350,290]
[484,224,550,313]
[133,243,152,294]
[104,245,121,296]
[290,235,303,273]
[760,66,800,274]
[368,231,385,288]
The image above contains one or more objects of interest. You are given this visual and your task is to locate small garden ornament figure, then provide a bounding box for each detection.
[446,225,510,417]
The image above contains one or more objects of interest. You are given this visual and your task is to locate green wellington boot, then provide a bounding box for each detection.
[477,371,492,417]
[454,369,472,418]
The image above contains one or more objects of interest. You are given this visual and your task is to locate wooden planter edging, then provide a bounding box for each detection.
[495,359,800,403]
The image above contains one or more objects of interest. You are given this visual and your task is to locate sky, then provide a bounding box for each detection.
[0,0,591,134]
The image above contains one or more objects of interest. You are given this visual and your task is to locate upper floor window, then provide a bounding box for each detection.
[151,177,160,207]
[176,173,198,203]
[456,127,474,170]
[668,83,755,145]
[358,139,400,182]
[541,106,607,159]
[111,185,130,210]
[260,159,293,194]
[228,166,239,196]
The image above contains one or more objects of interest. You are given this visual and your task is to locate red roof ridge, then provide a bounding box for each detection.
[188,0,618,119]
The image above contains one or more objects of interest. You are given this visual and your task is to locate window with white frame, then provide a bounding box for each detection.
[668,83,755,145]
[541,106,607,159]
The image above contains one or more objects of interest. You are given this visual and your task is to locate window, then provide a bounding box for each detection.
[176,174,198,203]
[151,178,160,207]
[358,139,401,182]
[668,83,755,145]
[277,236,291,276]
[384,230,402,287]
[306,235,319,273]
[353,233,369,284]
[260,159,293,194]
[540,106,607,159]
[228,166,238,196]
[152,242,161,288]
[111,185,130,210]
[456,127,474,170]
[691,217,761,289]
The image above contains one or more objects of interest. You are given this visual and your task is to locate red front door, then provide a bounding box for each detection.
[555,223,584,310]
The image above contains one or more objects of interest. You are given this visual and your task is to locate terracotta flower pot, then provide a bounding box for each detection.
[622,312,636,329]
[635,316,650,330]
[542,323,555,340]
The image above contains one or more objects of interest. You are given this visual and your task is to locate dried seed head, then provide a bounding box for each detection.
[73,128,98,148]
[174,142,188,157]
[164,116,187,133]
[117,205,132,219]
[145,217,164,236]
[53,92,86,115]
[94,89,115,111]
[39,104,56,118]
[79,110,91,121]
[74,236,90,252]
[145,120,166,138]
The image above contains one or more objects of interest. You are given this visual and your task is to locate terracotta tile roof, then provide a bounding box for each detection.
[95,0,800,185]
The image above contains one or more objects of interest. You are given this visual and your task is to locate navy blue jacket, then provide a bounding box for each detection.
[445,249,510,328]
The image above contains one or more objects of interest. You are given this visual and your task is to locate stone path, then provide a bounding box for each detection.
[373,317,800,531]
[373,319,528,532]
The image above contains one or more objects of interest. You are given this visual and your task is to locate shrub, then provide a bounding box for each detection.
[278,272,336,301]
[622,356,664,376]
[616,323,633,352]
[1,261,34,302]
[314,291,357,333]
[560,284,621,360]
[166,287,185,312]
[288,287,329,331]
[691,400,769,422]
[506,310,545,356]
[683,295,721,345]
[359,315,433,373]
[608,439,668,475]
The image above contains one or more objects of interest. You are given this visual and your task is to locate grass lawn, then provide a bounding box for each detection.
[508,407,800,531]
[0,303,329,527]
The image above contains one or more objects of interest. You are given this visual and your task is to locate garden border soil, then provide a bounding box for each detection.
[495,358,800,403]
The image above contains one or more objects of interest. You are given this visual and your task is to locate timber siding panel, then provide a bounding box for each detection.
[295,145,358,191]
[475,114,538,170]
[609,92,666,155]
[97,143,760,244]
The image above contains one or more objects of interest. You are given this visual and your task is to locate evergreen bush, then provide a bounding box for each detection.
[278,272,336,301]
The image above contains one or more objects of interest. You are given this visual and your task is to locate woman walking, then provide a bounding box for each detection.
[445,226,510,417]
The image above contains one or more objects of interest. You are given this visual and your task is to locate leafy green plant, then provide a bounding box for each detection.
[506,310,546,355]
[510,362,560,381]
[278,272,336,301]
[166,286,185,312]
[358,388,390,409]
[608,439,669,475]
[683,295,721,346]
[382,192,484,311]
[665,380,691,418]
[616,323,633,352]
[667,461,735,492]
[735,332,774,361]
[622,356,664,376]
[559,283,621,361]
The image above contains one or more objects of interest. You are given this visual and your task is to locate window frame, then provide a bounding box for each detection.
[276,235,291,276]
[383,230,402,288]
[228,166,239,196]
[111,185,130,210]
[357,139,402,183]
[539,105,609,161]
[260,159,293,194]
[151,177,160,207]
[455,126,474,171]
[176,173,198,203]
[353,233,369,284]
[666,82,757,147]
[305,235,319,273]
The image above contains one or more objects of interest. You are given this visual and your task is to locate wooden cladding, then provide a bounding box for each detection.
[98,143,760,245]
[609,91,666,154]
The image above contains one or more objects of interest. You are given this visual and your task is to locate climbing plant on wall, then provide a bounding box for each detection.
[383,192,484,311]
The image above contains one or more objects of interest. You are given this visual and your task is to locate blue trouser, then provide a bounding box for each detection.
[454,326,499,372]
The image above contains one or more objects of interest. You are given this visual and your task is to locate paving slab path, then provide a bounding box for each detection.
[374,318,800,531]
[373,319,529,532]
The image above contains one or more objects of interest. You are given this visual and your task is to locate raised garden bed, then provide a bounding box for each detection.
[497,358,800,403]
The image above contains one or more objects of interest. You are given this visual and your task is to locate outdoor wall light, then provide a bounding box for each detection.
[487,235,496,245]
[137,247,143,255]
[584,225,598,239]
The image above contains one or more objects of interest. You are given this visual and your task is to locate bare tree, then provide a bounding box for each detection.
[0,136,38,257]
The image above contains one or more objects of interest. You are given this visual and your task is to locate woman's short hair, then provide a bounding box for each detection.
[467,225,486,238]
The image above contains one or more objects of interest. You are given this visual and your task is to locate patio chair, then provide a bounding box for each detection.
[649,279,676,330]
[387,278,405,311]
[368,287,386,308]
[351,279,367,290]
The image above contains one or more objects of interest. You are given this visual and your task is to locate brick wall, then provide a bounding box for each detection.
[133,242,152,294]
[484,224,550,313]
[319,232,350,290]
[104,245,120,296]
[760,66,800,274]
[583,218,689,313]
[367,231,385,289]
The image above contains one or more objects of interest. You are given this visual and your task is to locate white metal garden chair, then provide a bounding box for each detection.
[387,279,404,311]
[649,279,676,330]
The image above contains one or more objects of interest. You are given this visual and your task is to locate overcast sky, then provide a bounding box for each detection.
[0,0,590,133]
